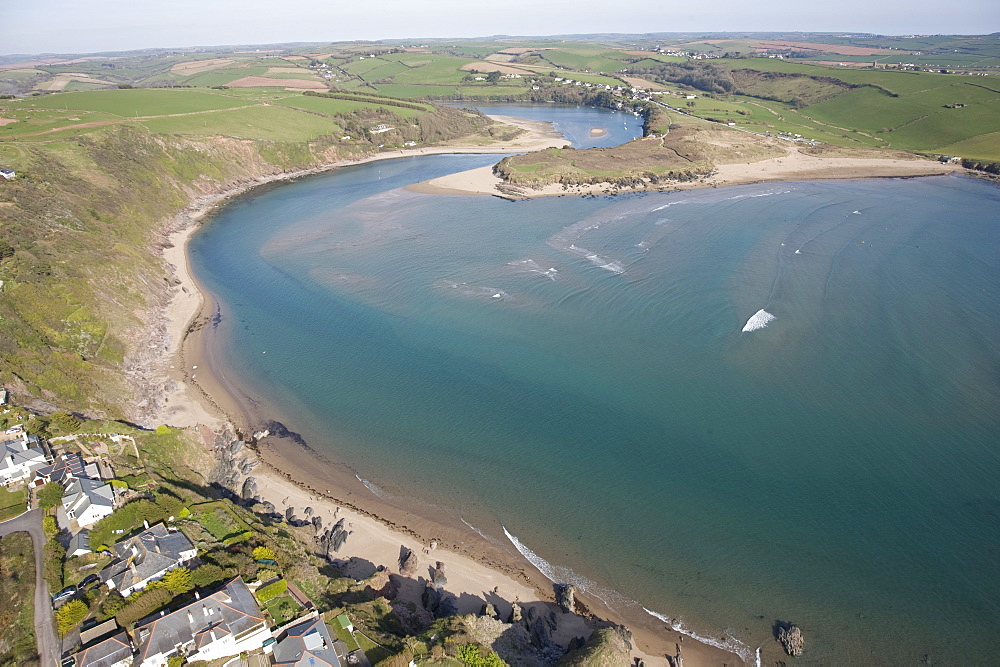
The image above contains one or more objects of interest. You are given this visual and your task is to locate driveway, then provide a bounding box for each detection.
[0,508,60,667]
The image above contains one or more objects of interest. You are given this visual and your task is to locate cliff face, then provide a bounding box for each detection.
[0,106,494,418]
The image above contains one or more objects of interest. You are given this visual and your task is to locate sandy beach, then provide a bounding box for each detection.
[409,144,962,199]
[141,114,745,666]
[140,114,969,666]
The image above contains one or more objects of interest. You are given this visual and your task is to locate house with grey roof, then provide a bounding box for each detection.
[63,475,116,528]
[0,432,48,486]
[33,451,86,487]
[71,630,134,667]
[273,616,343,667]
[100,523,196,596]
[134,577,270,666]
[68,529,92,557]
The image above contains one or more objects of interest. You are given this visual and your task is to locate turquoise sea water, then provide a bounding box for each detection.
[190,107,1000,664]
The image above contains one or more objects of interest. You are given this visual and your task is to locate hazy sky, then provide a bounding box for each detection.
[3,0,998,55]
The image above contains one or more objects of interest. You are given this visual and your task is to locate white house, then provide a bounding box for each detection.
[0,168,15,180]
[135,577,270,666]
[100,523,196,596]
[62,476,115,527]
[0,432,48,486]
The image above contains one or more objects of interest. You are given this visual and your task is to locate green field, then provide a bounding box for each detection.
[373,84,460,98]
[17,89,252,115]
[139,104,340,141]
[537,48,631,73]
[278,94,428,117]
[183,66,270,87]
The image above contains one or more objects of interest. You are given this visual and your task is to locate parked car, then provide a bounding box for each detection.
[79,574,100,589]
[52,586,76,604]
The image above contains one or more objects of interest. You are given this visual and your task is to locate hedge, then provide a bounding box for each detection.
[255,579,287,603]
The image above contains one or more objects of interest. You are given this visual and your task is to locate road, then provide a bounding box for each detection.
[0,508,60,667]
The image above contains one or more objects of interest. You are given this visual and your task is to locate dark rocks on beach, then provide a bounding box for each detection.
[241,476,258,501]
[421,583,459,618]
[665,642,684,667]
[555,583,576,614]
[303,506,314,517]
[285,506,296,522]
[398,547,419,577]
[509,602,523,625]
[430,561,448,590]
[312,515,323,535]
[315,518,349,559]
[776,621,805,656]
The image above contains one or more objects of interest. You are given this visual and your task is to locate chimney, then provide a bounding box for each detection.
[195,591,201,600]
[187,610,194,624]
[143,520,150,530]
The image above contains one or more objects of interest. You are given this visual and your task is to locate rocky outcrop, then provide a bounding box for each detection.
[315,518,349,559]
[777,622,804,656]
[430,561,448,589]
[422,583,459,618]
[555,584,576,614]
[241,476,258,501]
[665,643,683,667]
[398,547,419,577]
[558,626,632,667]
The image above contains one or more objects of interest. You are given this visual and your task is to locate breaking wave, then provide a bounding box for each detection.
[503,527,755,664]
[641,607,757,666]
[742,309,776,333]
[567,245,625,274]
[355,474,390,499]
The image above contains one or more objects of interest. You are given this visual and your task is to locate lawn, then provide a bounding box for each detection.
[0,486,26,522]
[16,89,251,116]
[0,532,37,666]
[263,594,303,624]
[538,48,631,73]
[190,501,252,542]
[935,130,1000,161]
[139,105,340,141]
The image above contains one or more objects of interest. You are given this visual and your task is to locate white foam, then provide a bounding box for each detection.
[742,309,776,332]
[504,528,755,664]
[355,474,389,499]
[460,517,497,544]
[642,607,756,665]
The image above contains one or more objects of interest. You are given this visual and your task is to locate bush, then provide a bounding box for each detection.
[43,540,65,591]
[162,567,193,594]
[252,546,276,561]
[99,591,126,618]
[255,579,287,603]
[115,586,173,626]
[49,411,82,434]
[38,482,65,511]
[56,600,89,636]
[457,644,505,667]
[42,515,59,539]
[191,564,226,589]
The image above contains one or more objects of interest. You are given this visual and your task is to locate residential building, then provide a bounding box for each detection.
[273,617,343,667]
[71,631,134,667]
[0,432,48,486]
[68,529,92,557]
[100,523,196,596]
[33,452,86,487]
[63,475,115,527]
[0,168,15,180]
[134,577,271,666]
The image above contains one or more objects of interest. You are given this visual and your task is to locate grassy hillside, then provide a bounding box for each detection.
[0,90,496,414]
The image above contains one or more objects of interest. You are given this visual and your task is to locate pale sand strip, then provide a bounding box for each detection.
[410,145,962,198]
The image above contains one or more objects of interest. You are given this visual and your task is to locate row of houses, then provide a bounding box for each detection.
[1,424,118,528]
[71,576,348,667]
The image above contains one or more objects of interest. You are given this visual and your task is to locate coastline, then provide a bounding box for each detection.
[142,119,747,666]
[407,145,963,198]
[142,118,967,667]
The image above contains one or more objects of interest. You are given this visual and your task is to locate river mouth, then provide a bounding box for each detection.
[188,104,1000,665]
